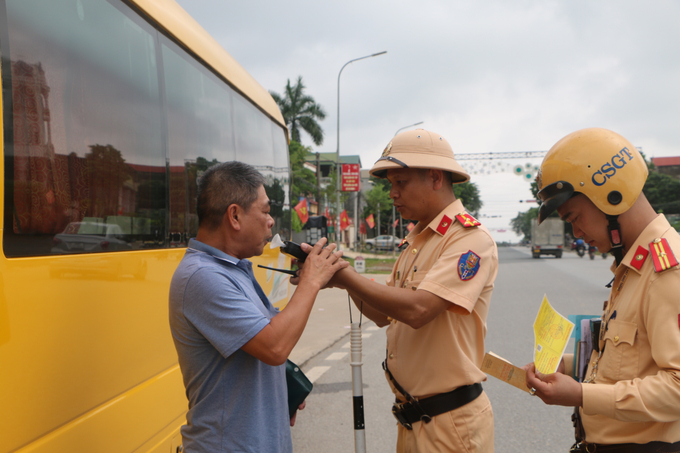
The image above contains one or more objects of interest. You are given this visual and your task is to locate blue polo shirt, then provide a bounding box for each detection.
[169,239,291,453]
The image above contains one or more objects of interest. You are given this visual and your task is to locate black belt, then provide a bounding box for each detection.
[391,383,483,430]
[571,441,680,453]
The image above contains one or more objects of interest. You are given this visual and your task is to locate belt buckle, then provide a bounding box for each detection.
[570,442,595,453]
[391,402,412,430]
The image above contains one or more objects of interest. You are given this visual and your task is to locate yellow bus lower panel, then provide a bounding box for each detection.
[13,366,186,453]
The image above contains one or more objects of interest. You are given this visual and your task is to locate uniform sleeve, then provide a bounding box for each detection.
[182,267,270,359]
[582,270,680,422]
[418,228,497,313]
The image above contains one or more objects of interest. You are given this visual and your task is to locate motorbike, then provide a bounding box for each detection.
[588,245,596,260]
[572,240,586,257]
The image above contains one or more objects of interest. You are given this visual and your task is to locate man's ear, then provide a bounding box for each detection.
[225,204,241,230]
[430,169,444,190]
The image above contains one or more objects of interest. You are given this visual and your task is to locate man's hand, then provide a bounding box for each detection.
[290,401,306,427]
[289,239,349,289]
[523,362,583,407]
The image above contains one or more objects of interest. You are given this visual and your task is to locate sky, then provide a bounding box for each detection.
[174,0,680,243]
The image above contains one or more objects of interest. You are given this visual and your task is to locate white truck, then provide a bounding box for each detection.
[530,217,564,258]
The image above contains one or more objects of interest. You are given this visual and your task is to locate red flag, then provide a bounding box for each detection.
[294,198,309,224]
[393,218,399,228]
[407,222,415,232]
[366,213,375,229]
[324,206,330,219]
[340,210,350,231]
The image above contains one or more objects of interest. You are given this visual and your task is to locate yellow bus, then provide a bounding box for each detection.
[0,1,292,452]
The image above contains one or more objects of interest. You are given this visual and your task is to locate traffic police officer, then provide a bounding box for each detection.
[524,128,680,452]
[328,129,498,452]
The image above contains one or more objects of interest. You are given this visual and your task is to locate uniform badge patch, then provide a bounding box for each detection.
[458,250,481,281]
[436,215,452,235]
[630,245,649,271]
[650,238,678,273]
[455,212,481,228]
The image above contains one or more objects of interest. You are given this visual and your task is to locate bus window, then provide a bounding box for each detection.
[3,0,166,257]
[161,35,289,245]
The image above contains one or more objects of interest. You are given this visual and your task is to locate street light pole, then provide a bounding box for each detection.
[336,51,386,250]
[394,121,424,136]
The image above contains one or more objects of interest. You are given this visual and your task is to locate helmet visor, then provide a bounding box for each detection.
[537,181,574,224]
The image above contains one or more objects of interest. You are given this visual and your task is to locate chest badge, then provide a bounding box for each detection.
[650,238,678,273]
[455,212,481,228]
[458,250,481,281]
[436,215,453,235]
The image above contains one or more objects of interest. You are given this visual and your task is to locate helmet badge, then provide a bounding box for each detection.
[382,142,393,157]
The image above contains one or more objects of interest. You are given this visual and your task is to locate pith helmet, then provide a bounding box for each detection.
[537,128,648,223]
[369,129,470,183]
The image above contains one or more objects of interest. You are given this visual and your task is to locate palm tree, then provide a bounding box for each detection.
[270,76,326,146]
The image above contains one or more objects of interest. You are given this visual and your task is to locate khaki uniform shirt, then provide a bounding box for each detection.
[580,214,680,444]
[385,199,498,398]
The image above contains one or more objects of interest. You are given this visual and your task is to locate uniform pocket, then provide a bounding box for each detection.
[600,320,638,381]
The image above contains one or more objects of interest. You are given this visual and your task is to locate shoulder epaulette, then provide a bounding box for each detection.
[455,212,481,229]
[649,238,678,273]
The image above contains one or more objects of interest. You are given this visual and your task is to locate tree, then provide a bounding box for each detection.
[362,180,392,235]
[453,182,482,216]
[270,76,326,146]
[288,140,317,202]
[643,171,680,215]
[510,207,539,241]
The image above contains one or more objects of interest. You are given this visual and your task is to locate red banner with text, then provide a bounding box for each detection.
[341,164,360,192]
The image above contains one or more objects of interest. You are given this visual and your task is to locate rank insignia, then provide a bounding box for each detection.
[458,250,481,281]
[398,238,409,249]
[630,245,649,271]
[455,212,481,228]
[650,238,678,273]
[436,215,453,235]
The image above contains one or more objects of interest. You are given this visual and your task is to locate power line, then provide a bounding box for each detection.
[456,151,548,160]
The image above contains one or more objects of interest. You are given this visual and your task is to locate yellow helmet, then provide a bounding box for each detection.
[537,128,648,223]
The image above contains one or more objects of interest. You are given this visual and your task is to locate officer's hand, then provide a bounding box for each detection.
[324,264,358,290]
[295,239,349,290]
[290,401,306,427]
[524,363,583,407]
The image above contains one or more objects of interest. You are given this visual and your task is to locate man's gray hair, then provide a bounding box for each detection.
[197,161,266,230]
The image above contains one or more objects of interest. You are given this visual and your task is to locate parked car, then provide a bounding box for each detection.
[365,235,401,251]
[50,222,147,279]
[52,222,132,254]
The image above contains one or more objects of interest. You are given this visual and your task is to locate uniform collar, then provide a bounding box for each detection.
[427,199,465,236]
[619,214,672,273]
[405,199,465,242]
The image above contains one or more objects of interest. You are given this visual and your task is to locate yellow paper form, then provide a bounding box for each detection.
[533,295,574,374]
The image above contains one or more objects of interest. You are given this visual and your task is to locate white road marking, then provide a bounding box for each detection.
[305,366,331,384]
[325,352,348,361]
